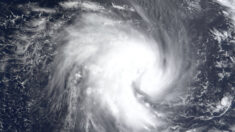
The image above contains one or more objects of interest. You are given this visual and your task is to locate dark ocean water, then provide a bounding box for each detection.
[0,0,234,131]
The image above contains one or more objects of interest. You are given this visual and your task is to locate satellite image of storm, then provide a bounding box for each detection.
[0,0,235,132]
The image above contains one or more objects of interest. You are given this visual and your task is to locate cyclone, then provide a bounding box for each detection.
[46,2,190,132]
[1,0,235,131]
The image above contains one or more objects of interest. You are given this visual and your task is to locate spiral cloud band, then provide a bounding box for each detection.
[47,2,188,132]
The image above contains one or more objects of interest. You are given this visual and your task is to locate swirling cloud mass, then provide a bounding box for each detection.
[47,2,189,131]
